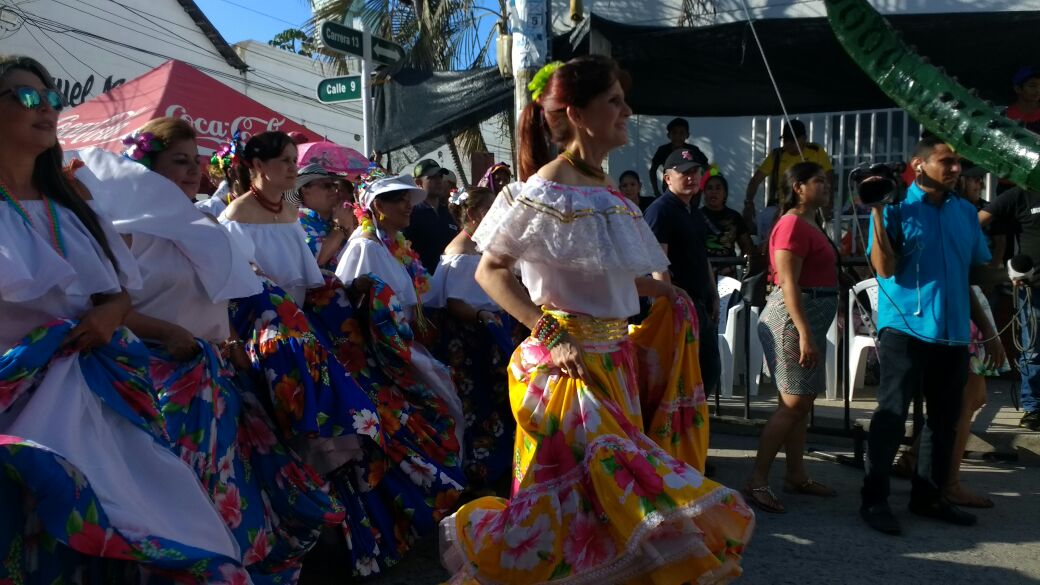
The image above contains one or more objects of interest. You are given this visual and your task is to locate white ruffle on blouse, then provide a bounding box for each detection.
[72,148,261,303]
[0,200,140,348]
[0,199,240,561]
[336,235,419,316]
[219,218,325,304]
[423,254,499,312]
[196,195,229,219]
[473,177,669,319]
[131,235,233,341]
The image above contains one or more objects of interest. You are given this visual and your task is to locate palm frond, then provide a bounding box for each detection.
[678,0,718,26]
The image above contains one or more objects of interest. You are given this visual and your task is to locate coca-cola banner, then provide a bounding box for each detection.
[57,60,320,153]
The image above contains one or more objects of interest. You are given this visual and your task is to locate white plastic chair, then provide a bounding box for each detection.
[749,305,765,396]
[716,276,743,398]
[824,317,839,400]
[847,278,880,400]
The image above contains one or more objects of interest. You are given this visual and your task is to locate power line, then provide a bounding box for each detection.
[17,9,330,104]
[108,0,227,37]
[23,4,365,120]
[48,0,242,72]
[208,0,303,28]
[16,8,365,137]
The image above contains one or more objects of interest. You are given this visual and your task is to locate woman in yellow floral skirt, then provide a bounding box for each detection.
[438,55,754,585]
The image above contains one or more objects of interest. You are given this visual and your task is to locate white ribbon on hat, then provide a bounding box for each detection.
[448,189,470,206]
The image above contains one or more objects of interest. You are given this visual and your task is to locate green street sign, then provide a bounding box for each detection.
[316,76,362,103]
[371,36,404,66]
[320,22,363,57]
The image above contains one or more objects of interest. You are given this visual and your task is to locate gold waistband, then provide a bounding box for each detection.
[544,309,629,344]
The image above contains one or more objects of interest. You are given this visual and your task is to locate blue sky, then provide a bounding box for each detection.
[195,0,500,65]
[194,0,314,45]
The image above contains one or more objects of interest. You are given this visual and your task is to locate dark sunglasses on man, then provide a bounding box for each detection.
[0,86,66,112]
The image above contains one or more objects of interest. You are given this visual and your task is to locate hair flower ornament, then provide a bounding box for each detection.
[527,61,565,102]
[210,131,242,173]
[121,131,165,168]
[448,188,470,207]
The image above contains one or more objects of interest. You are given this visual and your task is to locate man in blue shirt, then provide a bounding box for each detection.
[861,136,1004,535]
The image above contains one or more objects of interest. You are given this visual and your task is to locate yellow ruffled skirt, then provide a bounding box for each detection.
[439,298,754,585]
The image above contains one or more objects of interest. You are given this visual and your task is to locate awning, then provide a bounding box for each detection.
[57,60,322,153]
[370,10,1040,153]
[569,11,1040,116]
[372,67,513,156]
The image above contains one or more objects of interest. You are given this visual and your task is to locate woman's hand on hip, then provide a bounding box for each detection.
[549,333,593,385]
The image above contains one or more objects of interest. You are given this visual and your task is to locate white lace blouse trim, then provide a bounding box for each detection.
[472,176,669,274]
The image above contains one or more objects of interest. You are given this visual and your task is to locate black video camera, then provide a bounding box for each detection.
[849,162,907,207]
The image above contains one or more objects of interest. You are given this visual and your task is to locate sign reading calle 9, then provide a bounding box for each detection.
[320,21,405,66]
[316,75,362,103]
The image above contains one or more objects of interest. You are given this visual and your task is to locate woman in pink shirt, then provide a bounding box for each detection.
[746,161,838,513]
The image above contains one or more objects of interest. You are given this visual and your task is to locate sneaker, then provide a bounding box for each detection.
[861,502,902,535]
[908,497,977,526]
[1020,411,1040,431]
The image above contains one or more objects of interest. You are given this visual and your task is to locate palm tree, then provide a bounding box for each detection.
[308,1,508,183]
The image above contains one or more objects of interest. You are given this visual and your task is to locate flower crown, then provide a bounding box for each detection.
[121,132,166,168]
[356,165,387,203]
[210,131,242,173]
[527,61,564,102]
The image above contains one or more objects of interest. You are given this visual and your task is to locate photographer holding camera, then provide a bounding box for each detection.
[860,136,1004,536]
[979,186,1040,432]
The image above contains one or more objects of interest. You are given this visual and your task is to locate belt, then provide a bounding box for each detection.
[801,287,838,299]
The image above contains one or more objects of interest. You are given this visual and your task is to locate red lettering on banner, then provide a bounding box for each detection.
[164,105,288,149]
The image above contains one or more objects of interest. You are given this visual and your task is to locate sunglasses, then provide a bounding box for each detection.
[0,86,66,112]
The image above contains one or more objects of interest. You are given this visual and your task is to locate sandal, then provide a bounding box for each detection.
[743,483,785,513]
[783,478,837,497]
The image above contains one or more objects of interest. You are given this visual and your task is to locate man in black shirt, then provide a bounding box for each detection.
[648,118,709,199]
[644,148,721,397]
[404,159,459,274]
[980,187,1040,431]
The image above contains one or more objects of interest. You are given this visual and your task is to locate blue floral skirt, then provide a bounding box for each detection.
[304,275,466,574]
[428,307,521,489]
[231,278,464,578]
[0,320,245,584]
[149,340,345,584]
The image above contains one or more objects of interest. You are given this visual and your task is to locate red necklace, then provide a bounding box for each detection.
[250,188,284,214]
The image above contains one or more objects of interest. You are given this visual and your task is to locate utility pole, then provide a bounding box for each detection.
[512,0,552,142]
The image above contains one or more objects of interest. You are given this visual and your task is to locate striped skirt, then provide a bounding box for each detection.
[758,288,837,396]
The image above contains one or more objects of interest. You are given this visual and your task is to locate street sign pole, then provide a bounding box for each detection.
[355,17,372,159]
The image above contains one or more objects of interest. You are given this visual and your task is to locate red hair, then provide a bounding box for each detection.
[518,55,630,181]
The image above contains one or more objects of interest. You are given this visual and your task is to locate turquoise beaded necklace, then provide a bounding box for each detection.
[0,180,66,257]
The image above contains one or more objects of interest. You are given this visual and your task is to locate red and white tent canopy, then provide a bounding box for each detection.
[57,60,321,153]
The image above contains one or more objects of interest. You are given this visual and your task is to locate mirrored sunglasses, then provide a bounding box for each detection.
[0,86,66,112]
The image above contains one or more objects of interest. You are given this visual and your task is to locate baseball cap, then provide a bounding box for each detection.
[781,119,806,142]
[286,163,337,206]
[413,159,449,179]
[666,117,689,132]
[664,148,705,173]
[443,169,458,185]
[1013,65,1040,87]
[359,174,427,211]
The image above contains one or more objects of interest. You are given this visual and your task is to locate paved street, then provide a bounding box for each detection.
[305,433,1040,585]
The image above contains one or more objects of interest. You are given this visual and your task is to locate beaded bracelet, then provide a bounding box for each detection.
[533,314,566,349]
